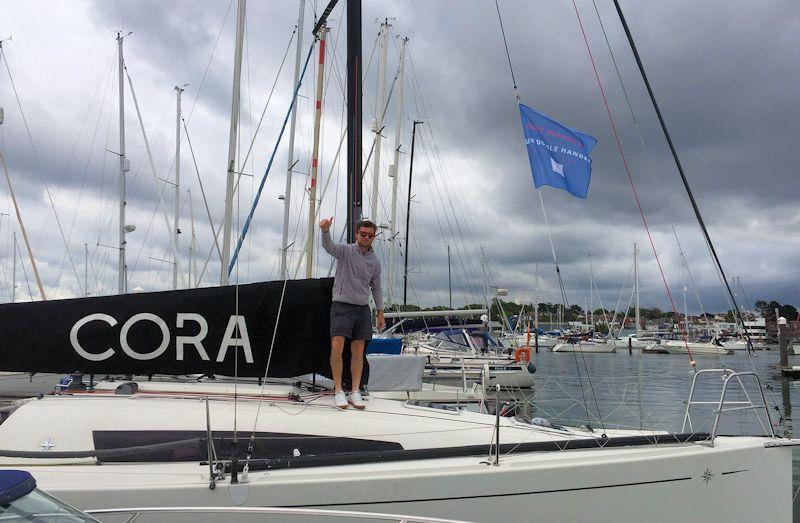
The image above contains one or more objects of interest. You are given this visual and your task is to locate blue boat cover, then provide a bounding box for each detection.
[0,470,36,505]
[366,338,402,355]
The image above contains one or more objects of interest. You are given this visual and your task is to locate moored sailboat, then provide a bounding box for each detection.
[0,373,794,523]
[552,339,617,353]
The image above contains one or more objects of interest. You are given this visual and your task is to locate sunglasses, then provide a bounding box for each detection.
[358,232,375,238]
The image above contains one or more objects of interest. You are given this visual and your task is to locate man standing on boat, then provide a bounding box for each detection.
[320,217,385,410]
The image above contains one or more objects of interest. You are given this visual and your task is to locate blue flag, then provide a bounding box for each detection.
[519,103,597,199]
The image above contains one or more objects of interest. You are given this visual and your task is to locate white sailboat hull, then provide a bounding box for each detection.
[552,342,616,353]
[15,437,792,523]
[501,334,559,349]
[0,387,793,522]
[611,337,651,349]
[409,347,535,388]
[422,365,534,388]
[649,341,732,355]
[721,340,748,351]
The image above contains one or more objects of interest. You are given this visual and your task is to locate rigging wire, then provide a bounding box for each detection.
[609,0,758,357]
[301,19,347,279]
[403,45,483,307]
[493,0,603,431]
[672,225,714,334]
[239,27,297,177]
[586,0,744,349]
[248,3,339,460]
[568,0,694,364]
[194,27,323,287]
[227,41,316,275]
[608,258,636,337]
[124,66,187,289]
[0,45,75,299]
[181,120,224,271]
[493,0,519,100]
[0,216,9,300]
[14,235,34,301]
[186,0,235,124]
[230,26,382,278]
[584,5,771,433]
[53,46,118,293]
[534,189,600,427]
[126,183,169,281]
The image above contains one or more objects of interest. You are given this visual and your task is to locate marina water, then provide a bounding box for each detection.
[492,348,800,519]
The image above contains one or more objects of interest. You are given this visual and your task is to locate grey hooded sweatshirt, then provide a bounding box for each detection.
[321,230,384,310]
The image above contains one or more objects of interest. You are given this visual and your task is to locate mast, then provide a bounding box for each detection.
[612,0,755,350]
[533,262,540,332]
[0,142,46,302]
[388,36,407,306]
[281,0,306,279]
[117,31,128,294]
[305,26,328,278]
[584,296,588,328]
[188,189,196,288]
[369,19,390,221]
[11,231,16,303]
[447,244,452,309]
[402,120,422,307]
[346,0,363,243]
[173,85,184,289]
[84,242,89,297]
[220,0,246,286]
[588,254,593,328]
[481,247,489,330]
[634,242,641,336]
[683,281,689,339]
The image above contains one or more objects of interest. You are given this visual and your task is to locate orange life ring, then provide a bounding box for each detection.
[514,347,531,363]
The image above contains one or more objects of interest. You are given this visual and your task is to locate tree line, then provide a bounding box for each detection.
[387,299,799,324]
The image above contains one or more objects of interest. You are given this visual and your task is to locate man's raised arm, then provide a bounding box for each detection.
[320,216,344,259]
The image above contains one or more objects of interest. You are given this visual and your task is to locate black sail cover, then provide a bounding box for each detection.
[0,278,342,378]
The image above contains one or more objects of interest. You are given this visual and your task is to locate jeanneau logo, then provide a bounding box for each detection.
[40,437,55,451]
[701,467,714,484]
[69,313,254,363]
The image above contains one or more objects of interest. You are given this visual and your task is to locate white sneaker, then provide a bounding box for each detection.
[334,391,348,410]
[348,391,366,410]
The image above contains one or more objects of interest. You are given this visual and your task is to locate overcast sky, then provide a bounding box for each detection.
[1,0,798,315]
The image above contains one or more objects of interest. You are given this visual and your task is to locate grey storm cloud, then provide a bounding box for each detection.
[0,0,798,313]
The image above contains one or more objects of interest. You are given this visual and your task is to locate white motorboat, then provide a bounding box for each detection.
[0,374,794,523]
[408,330,536,388]
[611,335,656,349]
[499,332,559,349]
[718,339,749,351]
[644,339,732,355]
[552,340,616,353]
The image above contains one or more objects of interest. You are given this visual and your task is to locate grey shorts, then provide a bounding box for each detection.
[330,302,372,340]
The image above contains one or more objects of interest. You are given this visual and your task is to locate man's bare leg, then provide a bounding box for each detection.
[330,336,345,392]
[350,339,365,392]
